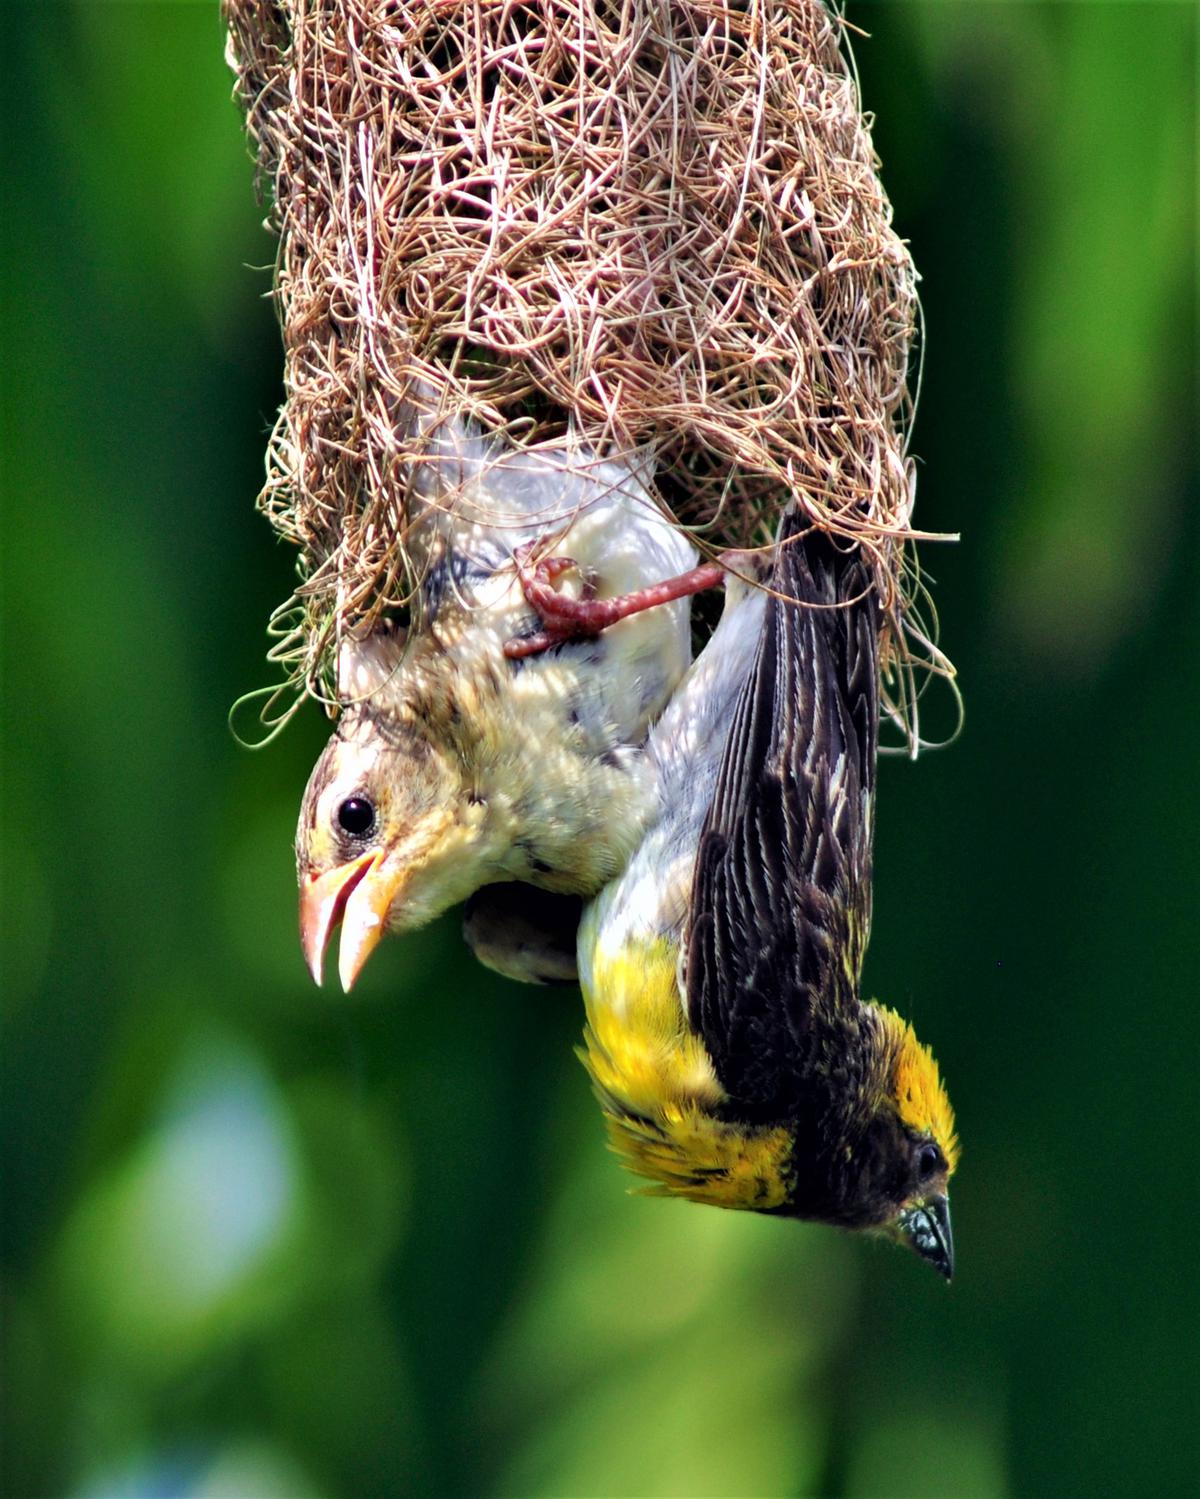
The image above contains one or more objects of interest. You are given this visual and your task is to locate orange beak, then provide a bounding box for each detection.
[299,851,405,992]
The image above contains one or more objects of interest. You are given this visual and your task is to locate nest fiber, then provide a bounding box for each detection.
[225,0,941,733]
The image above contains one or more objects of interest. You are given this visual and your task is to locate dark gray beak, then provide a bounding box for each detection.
[898,1193,954,1280]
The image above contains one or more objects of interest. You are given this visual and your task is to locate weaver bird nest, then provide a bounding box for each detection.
[225,0,952,746]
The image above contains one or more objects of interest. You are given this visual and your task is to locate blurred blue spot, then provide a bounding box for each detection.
[75,1438,323,1498]
[151,1052,294,1305]
[60,1031,308,1370]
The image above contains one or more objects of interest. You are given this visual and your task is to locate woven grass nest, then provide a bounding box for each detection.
[224,0,952,747]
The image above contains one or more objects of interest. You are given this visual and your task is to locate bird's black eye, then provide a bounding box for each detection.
[917,1143,943,1181]
[336,796,376,839]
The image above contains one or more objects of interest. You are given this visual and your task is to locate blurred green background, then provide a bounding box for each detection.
[3,3,1195,1496]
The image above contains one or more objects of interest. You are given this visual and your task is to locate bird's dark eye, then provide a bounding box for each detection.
[917,1143,943,1181]
[336,796,376,838]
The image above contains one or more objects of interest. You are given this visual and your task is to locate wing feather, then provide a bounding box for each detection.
[685,516,880,1116]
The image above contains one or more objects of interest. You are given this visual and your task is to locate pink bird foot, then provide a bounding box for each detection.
[504,545,729,660]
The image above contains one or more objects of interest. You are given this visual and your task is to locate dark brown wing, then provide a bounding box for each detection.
[685,517,880,1118]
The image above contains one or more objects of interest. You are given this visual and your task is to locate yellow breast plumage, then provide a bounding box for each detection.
[579,936,793,1211]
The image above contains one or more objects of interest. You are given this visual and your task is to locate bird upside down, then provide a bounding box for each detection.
[295,419,700,991]
[574,516,958,1276]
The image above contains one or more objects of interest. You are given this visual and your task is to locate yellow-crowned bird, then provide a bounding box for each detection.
[578,515,959,1275]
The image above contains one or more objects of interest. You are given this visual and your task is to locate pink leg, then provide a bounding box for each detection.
[504,553,728,660]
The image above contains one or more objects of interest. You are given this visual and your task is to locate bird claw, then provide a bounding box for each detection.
[504,624,580,659]
[505,547,608,658]
[503,542,731,660]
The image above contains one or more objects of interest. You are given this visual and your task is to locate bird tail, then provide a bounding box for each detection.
[769,508,876,616]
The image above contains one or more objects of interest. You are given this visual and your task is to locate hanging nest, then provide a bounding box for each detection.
[224,0,953,747]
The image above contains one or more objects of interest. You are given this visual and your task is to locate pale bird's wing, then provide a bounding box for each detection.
[684,516,880,1118]
[462,883,582,985]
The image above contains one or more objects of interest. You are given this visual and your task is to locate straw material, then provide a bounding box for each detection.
[225,0,949,744]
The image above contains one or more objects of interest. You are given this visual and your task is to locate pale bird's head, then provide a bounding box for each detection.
[296,705,485,991]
